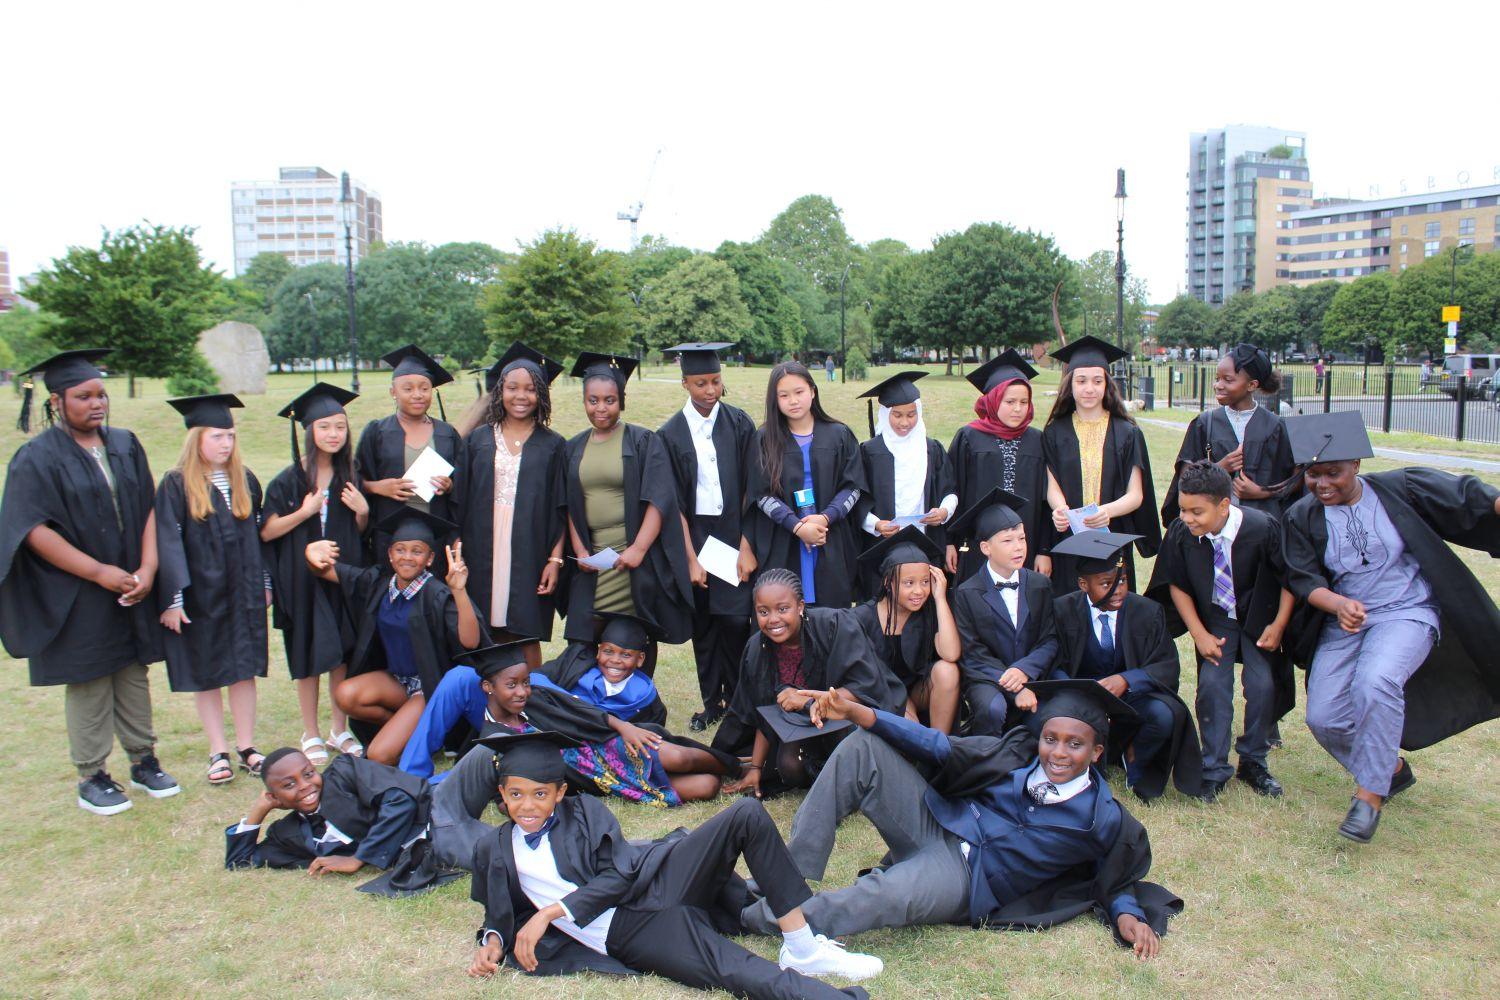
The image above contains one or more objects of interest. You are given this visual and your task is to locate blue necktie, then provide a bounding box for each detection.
[523,814,558,850]
[1097,613,1114,656]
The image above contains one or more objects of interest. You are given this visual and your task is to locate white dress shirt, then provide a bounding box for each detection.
[510,825,614,956]
[1205,504,1243,620]
[683,400,724,517]
[1025,762,1093,803]
[986,562,1022,624]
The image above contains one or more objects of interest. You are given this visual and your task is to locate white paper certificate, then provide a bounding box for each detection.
[1066,503,1102,535]
[890,513,927,528]
[578,547,620,571]
[696,536,743,587]
[403,446,456,503]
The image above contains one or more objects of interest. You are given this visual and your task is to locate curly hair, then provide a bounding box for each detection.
[484,364,552,429]
[1178,460,1232,503]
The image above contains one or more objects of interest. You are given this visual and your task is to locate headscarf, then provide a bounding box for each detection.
[876,398,929,519]
[1228,343,1273,387]
[967,377,1033,440]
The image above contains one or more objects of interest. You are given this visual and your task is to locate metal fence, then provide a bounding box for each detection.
[1117,362,1500,445]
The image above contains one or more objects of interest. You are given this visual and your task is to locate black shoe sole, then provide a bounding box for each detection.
[1337,823,1376,844]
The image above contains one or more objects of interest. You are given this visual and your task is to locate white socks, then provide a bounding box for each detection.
[781,924,818,960]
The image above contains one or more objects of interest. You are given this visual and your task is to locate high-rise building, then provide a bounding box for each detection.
[229,167,383,276]
[1185,126,1311,304]
[0,246,14,311]
[1281,184,1500,285]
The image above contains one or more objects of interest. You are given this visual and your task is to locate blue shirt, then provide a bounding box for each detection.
[376,590,419,678]
[794,432,818,604]
[868,709,1144,924]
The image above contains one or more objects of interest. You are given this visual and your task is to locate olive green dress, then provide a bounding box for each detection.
[580,429,634,615]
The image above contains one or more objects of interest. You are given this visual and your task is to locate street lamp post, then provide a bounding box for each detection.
[339,171,360,393]
[1114,169,1127,367]
[839,261,856,384]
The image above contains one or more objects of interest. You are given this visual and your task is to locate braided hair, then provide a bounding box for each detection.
[752,567,803,602]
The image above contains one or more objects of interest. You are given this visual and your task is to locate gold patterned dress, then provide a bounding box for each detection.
[1072,412,1111,513]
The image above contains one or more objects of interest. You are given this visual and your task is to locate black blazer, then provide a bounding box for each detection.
[1147,507,1287,636]
[951,566,1058,688]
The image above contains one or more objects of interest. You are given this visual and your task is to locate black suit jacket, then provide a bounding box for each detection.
[952,566,1058,688]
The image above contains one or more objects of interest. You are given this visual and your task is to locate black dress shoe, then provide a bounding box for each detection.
[1198,778,1228,803]
[689,702,726,732]
[1236,760,1284,798]
[1386,758,1416,799]
[1337,796,1381,843]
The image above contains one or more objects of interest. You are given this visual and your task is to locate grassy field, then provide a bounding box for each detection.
[0,363,1495,1000]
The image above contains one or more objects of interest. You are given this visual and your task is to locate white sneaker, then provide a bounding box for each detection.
[779,934,883,982]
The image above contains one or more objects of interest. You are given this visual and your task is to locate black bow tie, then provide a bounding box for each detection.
[522,814,558,850]
[995,580,1020,591]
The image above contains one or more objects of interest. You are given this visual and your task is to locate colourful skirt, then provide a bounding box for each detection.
[562,736,682,808]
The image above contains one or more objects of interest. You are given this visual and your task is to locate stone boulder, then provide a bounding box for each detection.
[197,321,270,395]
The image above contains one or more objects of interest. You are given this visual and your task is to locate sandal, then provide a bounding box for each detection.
[301,733,329,766]
[207,752,234,785]
[236,746,265,777]
[328,730,364,758]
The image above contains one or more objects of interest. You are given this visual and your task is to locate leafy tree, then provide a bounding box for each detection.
[1153,294,1216,349]
[1209,291,1258,347]
[1321,273,1394,355]
[0,306,60,370]
[236,253,294,312]
[761,195,854,292]
[623,236,696,297]
[871,252,932,359]
[1073,249,1149,352]
[427,242,507,366]
[641,255,752,352]
[165,349,220,395]
[1246,286,1301,352]
[1385,256,1451,359]
[355,243,435,363]
[713,241,805,360]
[23,224,225,386]
[1293,280,1339,344]
[266,264,349,370]
[481,229,632,361]
[776,261,838,354]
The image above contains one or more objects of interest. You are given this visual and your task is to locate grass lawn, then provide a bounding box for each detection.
[0,363,1495,999]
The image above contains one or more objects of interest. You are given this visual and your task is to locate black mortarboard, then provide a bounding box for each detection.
[947,486,1028,542]
[466,639,539,680]
[24,348,110,395]
[167,393,243,430]
[596,611,664,652]
[857,525,943,574]
[1284,411,1373,466]
[1027,678,1137,741]
[1049,335,1127,373]
[480,342,564,393]
[1050,530,1142,575]
[571,351,639,388]
[858,370,927,407]
[377,507,456,548]
[756,705,853,746]
[966,349,1039,394]
[478,730,582,783]
[382,344,454,388]
[665,342,733,376]
[278,382,358,426]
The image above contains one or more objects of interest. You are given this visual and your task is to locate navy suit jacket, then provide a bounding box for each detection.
[952,565,1058,688]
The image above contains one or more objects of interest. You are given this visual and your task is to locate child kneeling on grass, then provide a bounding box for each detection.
[467,730,881,997]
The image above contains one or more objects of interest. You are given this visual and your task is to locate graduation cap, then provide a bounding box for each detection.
[168,393,243,430]
[277,382,359,467]
[477,341,565,394]
[858,370,927,436]
[966,349,1039,394]
[1284,410,1372,466]
[382,344,454,388]
[857,525,943,575]
[665,342,734,376]
[465,639,539,680]
[596,611,665,653]
[756,705,853,746]
[377,507,456,549]
[947,486,1029,544]
[477,730,582,784]
[1049,530,1142,575]
[571,351,639,389]
[1026,678,1138,741]
[17,348,112,432]
[1049,335,1126,373]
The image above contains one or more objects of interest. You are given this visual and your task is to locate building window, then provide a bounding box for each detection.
[1459,217,1475,235]
[1400,224,1408,235]
[1400,243,1408,254]
[1424,240,1439,257]
[1462,198,1477,209]
[1424,222,1440,238]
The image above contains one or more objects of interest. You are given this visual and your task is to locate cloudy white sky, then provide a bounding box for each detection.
[4,1,1497,302]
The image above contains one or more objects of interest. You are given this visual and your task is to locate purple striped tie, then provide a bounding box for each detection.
[1211,537,1235,615]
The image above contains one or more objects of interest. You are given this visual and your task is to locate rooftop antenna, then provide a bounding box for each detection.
[617,147,664,250]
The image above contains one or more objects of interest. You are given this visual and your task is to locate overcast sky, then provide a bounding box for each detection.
[4,1,1498,303]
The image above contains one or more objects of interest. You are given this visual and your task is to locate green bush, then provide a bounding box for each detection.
[165,350,221,396]
[844,346,869,381]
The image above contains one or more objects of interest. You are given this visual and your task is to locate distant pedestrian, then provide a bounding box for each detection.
[825,354,836,382]
[1420,359,1433,393]
[1313,357,1326,394]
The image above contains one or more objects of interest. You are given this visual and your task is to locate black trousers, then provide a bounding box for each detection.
[691,588,751,713]
[606,799,862,1000]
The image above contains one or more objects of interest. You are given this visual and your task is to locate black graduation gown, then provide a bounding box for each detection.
[155,469,268,693]
[745,420,867,609]
[560,423,693,644]
[458,422,568,640]
[943,424,1049,577]
[1145,510,1296,723]
[850,599,938,693]
[0,426,163,685]
[1050,591,1203,799]
[1041,416,1161,595]
[1281,468,1500,750]
[334,564,474,700]
[264,464,368,680]
[354,413,465,558]
[852,435,947,598]
[929,727,1183,942]
[656,402,758,617]
[1159,405,1298,527]
[712,606,906,758]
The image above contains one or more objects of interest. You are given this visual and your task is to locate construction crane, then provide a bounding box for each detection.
[617,147,664,250]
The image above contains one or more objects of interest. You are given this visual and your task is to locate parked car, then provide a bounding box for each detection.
[1438,354,1500,400]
